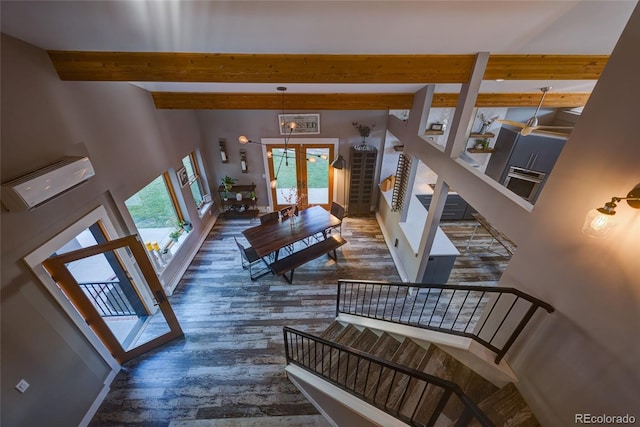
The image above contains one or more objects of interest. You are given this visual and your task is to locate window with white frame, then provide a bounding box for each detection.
[125,173,184,256]
[181,152,206,209]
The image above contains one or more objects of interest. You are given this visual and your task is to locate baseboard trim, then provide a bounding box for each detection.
[166,210,219,295]
[286,365,407,427]
[80,368,119,427]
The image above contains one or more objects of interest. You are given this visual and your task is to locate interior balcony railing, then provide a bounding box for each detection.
[336,279,554,364]
[283,327,494,427]
[78,281,138,317]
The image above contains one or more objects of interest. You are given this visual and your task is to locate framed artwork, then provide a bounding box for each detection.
[177,167,189,187]
[429,123,444,131]
[278,113,320,135]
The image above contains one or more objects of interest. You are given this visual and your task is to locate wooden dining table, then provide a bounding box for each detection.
[242,205,341,259]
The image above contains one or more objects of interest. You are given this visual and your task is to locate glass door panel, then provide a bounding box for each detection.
[267,143,333,211]
[305,147,331,206]
[270,146,299,207]
[42,235,183,363]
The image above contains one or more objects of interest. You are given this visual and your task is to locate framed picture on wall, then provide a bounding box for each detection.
[177,167,189,187]
[278,113,320,135]
[429,123,444,131]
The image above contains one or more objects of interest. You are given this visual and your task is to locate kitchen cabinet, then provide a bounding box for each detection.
[422,254,458,284]
[348,146,378,215]
[485,127,566,184]
[415,194,477,220]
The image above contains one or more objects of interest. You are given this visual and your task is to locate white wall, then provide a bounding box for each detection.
[196,109,390,211]
[0,34,210,426]
[506,6,640,424]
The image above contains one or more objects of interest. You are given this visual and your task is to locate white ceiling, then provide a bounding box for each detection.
[1,0,637,94]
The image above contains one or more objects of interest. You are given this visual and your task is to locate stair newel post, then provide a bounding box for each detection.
[336,280,342,317]
[494,304,539,364]
[283,327,291,364]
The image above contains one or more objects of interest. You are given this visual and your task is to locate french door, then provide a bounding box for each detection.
[42,233,183,363]
[267,143,334,212]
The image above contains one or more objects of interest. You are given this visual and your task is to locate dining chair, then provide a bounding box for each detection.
[259,211,279,225]
[233,237,271,280]
[328,201,345,235]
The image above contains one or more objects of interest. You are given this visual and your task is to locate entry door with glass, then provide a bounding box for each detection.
[267,143,334,211]
[42,228,183,363]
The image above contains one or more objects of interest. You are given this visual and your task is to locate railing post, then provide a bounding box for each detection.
[336,280,342,317]
[283,328,290,364]
[494,304,538,364]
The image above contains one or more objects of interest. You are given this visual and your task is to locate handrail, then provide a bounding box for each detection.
[78,281,138,317]
[283,326,494,427]
[337,279,554,364]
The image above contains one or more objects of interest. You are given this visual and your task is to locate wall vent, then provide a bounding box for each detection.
[1,156,95,211]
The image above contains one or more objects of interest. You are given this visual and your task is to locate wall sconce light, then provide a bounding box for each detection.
[240,149,248,173]
[582,183,640,239]
[219,138,228,163]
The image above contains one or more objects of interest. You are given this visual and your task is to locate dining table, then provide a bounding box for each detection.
[242,205,341,260]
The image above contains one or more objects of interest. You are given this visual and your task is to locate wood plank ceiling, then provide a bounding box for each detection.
[48,52,603,110]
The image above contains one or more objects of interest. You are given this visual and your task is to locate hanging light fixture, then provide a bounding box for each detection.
[238,87,326,189]
[582,183,640,239]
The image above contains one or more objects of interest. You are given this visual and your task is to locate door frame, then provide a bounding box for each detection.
[261,137,339,210]
[24,206,122,371]
[42,234,183,363]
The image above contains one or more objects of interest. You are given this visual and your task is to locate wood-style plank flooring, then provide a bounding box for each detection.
[89,215,508,426]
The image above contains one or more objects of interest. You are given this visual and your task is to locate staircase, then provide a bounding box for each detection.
[284,321,540,427]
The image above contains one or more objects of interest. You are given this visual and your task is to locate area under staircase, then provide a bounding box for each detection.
[283,280,554,427]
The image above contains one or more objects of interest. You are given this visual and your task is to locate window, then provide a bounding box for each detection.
[181,153,205,209]
[125,174,183,254]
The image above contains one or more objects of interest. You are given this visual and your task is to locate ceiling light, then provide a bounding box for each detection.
[582,184,640,239]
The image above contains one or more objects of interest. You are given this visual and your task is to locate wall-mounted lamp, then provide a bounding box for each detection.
[240,149,248,173]
[582,183,640,239]
[330,154,345,170]
[219,138,228,163]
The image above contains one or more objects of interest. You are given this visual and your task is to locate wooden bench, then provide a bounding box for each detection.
[269,235,347,283]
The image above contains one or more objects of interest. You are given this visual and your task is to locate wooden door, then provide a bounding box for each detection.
[42,235,183,363]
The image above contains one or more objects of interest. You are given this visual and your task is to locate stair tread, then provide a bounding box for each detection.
[474,383,540,427]
[299,325,538,427]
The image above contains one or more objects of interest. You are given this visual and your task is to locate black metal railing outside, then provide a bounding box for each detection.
[79,281,138,317]
[337,279,554,364]
[284,327,494,427]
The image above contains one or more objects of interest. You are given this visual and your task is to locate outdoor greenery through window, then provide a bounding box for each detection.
[182,153,205,208]
[125,174,182,251]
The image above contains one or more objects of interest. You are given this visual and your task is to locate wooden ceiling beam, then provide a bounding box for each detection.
[48,52,475,83]
[153,91,589,110]
[485,55,608,80]
[432,92,591,108]
[152,92,415,110]
[48,51,607,83]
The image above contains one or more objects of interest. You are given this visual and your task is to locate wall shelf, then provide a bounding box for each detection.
[469,132,496,138]
[425,130,444,135]
[218,184,258,219]
[467,148,495,154]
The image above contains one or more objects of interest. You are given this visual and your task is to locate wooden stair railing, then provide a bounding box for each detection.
[283,326,496,427]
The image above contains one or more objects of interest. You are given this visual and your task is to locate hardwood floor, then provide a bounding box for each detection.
[89,215,508,426]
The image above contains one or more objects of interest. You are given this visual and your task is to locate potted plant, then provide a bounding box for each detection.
[169,230,181,242]
[248,190,256,201]
[221,191,229,201]
[221,175,238,191]
[179,220,192,232]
